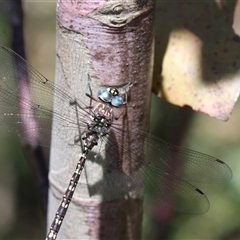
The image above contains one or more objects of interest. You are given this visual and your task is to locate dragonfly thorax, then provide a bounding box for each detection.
[88,115,111,136]
[88,103,113,136]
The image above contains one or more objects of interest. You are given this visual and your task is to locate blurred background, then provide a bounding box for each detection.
[0,0,240,239]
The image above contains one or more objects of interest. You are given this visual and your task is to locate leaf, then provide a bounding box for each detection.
[153,1,240,121]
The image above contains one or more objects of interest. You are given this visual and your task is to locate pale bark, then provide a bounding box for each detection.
[47,1,154,239]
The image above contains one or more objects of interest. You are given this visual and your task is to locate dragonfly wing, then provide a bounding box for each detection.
[144,164,210,214]
[93,130,208,213]
[0,45,91,148]
[140,131,232,184]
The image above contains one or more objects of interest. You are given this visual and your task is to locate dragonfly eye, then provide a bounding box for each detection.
[111,96,123,107]
[98,89,111,102]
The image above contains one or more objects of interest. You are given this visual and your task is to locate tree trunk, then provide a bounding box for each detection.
[47,1,154,239]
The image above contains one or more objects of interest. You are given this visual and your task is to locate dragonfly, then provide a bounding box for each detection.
[0,45,232,240]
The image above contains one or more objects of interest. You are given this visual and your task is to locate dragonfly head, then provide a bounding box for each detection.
[98,88,123,107]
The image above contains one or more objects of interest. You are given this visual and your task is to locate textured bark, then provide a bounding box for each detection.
[47,1,154,239]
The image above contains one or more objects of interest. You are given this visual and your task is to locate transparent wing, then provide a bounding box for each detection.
[0,45,92,147]
[108,126,232,184]
[145,168,210,214]
[93,125,232,214]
